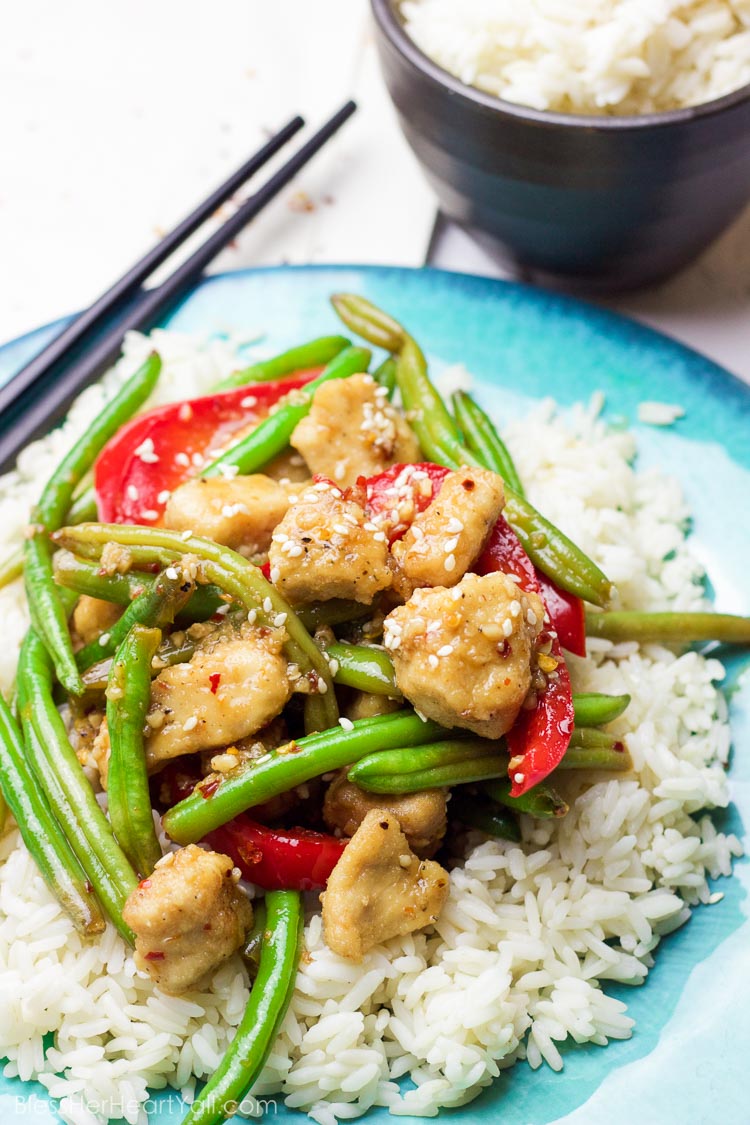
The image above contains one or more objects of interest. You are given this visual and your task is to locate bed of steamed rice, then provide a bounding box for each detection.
[399,0,750,115]
[0,331,743,1125]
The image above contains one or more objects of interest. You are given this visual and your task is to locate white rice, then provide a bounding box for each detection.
[0,333,743,1124]
[399,0,750,115]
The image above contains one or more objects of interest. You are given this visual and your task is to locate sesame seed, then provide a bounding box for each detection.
[273,612,287,628]
[142,509,159,521]
[165,567,179,580]
[134,437,159,463]
[333,523,349,535]
[444,554,456,572]
[317,679,328,694]
[509,600,522,617]
[175,452,190,467]
[247,609,257,625]
[450,587,462,601]
[262,597,273,613]
[287,544,304,558]
[411,525,425,539]
[444,536,459,554]
[502,618,514,637]
[437,644,454,657]
[183,716,198,732]
[398,854,412,868]
[240,395,258,408]
[338,717,354,732]
[446,517,464,533]
[527,609,538,625]
[373,531,387,543]
[157,490,171,504]
[181,529,193,541]
[428,654,439,669]
[178,403,193,422]
[513,772,524,784]
[270,567,280,584]
[126,484,139,501]
[98,632,110,646]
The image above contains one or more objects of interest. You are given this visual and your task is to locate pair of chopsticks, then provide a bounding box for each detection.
[0,101,357,473]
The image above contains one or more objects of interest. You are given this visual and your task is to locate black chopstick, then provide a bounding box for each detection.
[0,115,305,422]
[0,100,356,473]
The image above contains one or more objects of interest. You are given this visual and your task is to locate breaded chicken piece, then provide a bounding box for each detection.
[123,846,252,995]
[290,374,419,486]
[391,467,505,596]
[324,771,447,857]
[145,618,291,768]
[163,475,296,557]
[71,596,122,647]
[321,811,449,961]
[268,481,391,605]
[384,571,545,739]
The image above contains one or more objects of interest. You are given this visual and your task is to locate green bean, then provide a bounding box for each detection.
[373,355,397,399]
[213,335,351,391]
[55,525,338,732]
[163,711,447,844]
[54,550,227,622]
[242,899,267,981]
[573,693,631,727]
[585,610,750,646]
[17,631,138,912]
[0,487,99,594]
[559,735,633,772]
[449,792,521,842]
[183,889,302,1125]
[330,293,405,353]
[0,693,104,936]
[0,788,6,834]
[452,390,525,496]
[503,491,614,608]
[350,738,496,788]
[201,345,371,479]
[67,486,98,524]
[21,713,134,943]
[397,337,480,468]
[24,353,161,695]
[75,565,197,672]
[106,626,163,877]
[350,740,508,794]
[483,778,569,819]
[296,600,371,633]
[327,642,402,697]
[0,548,23,591]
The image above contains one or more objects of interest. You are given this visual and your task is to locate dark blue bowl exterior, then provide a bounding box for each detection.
[372,0,750,289]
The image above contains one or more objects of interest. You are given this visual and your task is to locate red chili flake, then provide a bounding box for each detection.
[138,878,152,890]
[209,673,222,694]
[145,950,165,961]
[200,777,221,800]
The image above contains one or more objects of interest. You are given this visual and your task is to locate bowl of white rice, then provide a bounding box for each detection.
[371,0,750,290]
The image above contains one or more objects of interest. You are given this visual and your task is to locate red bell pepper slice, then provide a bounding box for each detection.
[205,816,347,891]
[476,518,586,658]
[94,369,322,526]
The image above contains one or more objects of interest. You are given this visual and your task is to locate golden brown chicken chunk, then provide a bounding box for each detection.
[71,595,122,647]
[268,481,392,605]
[163,475,295,557]
[391,467,505,595]
[321,811,449,961]
[145,618,292,768]
[290,374,419,486]
[324,772,447,857]
[383,571,545,739]
[122,846,252,995]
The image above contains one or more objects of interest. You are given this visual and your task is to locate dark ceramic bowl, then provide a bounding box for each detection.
[371,0,750,290]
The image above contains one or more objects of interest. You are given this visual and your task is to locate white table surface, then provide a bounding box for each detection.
[3,0,750,386]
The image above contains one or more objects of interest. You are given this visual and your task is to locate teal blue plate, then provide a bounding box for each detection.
[1,266,748,1125]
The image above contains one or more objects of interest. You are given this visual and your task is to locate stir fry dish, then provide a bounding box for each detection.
[1,293,748,1125]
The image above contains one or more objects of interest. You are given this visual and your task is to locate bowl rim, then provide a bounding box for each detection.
[371,0,750,130]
